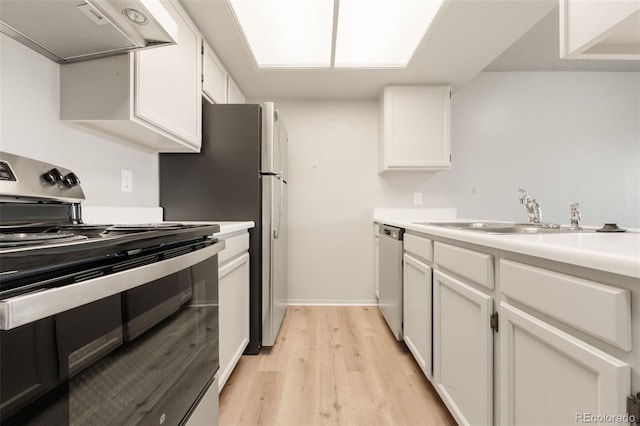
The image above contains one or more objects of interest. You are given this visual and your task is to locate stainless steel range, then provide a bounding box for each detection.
[0,152,224,425]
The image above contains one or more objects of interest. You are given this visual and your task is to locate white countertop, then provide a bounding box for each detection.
[81,207,254,239]
[167,221,255,239]
[213,221,256,238]
[375,215,640,279]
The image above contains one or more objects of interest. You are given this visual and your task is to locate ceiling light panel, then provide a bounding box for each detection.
[335,0,446,68]
[229,0,334,68]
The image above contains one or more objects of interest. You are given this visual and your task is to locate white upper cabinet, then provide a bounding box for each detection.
[136,0,201,147]
[560,0,640,59]
[202,40,228,104]
[201,38,245,105]
[379,85,451,174]
[60,1,202,152]
[227,76,246,104]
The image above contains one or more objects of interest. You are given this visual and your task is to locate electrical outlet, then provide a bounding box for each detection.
[121,169,133,192]
[413,192,423,205]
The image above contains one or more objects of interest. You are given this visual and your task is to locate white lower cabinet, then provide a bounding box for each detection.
[434,270,493,426]
[374,224,380,300]
[500,303,630,426]
[217,233,250,392]
[379,225,638,426]
[403,253,432,380]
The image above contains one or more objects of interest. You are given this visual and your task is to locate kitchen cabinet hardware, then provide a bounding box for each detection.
[490,311,499,332]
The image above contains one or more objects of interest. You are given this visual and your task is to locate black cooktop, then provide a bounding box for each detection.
[0,223,220,296]
[0,223,218,247]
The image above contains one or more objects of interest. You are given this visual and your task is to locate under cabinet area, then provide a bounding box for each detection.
[60,0,202,152]
[560,0,640,59]
[379,85,452,174]
[218,231,250,392]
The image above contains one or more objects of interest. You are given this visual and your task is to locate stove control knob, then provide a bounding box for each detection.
[62,172,81,188]
[42,168,64,185]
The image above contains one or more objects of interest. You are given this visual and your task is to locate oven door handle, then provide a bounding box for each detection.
[0,240,225,331]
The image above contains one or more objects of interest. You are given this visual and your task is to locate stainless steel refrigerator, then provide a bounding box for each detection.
[159,102,288,354]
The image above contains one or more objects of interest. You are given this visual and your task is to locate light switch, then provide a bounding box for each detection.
[413,192,422,205]
[121,169,133,192]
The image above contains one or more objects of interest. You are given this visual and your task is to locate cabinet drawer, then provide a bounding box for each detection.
[500,259,631,351]
[218,233,250,265]
[434,242,494,289]
[404,234,433,262]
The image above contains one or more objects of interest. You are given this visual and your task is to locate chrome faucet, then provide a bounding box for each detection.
[518,188,542,224]
[569,202,582,230]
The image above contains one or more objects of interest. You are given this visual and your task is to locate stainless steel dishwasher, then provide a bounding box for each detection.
[378,224,404,340]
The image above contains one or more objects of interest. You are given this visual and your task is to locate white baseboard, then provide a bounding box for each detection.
[287,299,378,306]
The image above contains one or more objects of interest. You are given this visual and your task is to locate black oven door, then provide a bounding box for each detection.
[0,240,222,426]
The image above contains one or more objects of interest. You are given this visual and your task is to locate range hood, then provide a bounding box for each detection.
[0,0,178,63]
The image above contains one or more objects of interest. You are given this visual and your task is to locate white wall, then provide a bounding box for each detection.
[276,71,640,303]
[0,34,159,207]
[277,100,383,304]
[441,72,640,226]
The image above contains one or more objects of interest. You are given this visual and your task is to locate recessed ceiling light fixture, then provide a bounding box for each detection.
[228,0,334,68]
[227,0,447,69]
[335,0,446,68]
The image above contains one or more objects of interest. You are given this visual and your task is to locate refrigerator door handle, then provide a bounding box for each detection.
[273,177,284,239]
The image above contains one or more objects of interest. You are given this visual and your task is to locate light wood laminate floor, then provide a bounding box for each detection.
[219,306,455,425]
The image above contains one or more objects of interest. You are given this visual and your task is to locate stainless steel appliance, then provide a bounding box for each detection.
[378,224,404,340]
[0,0,178,63]
[0,152,224,425]
[160,102,288,353]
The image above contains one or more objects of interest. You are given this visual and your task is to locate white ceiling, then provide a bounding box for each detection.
[180,0,560,99]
